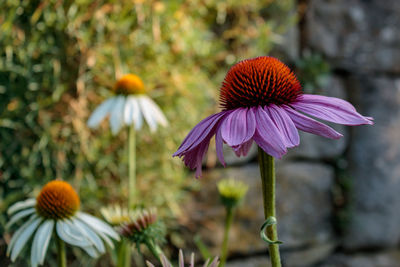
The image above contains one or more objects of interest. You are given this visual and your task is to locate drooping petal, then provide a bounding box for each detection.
[143,96,168,127]
[56,220,92,247]
[31,220,54,267]
[77,212,120,243]
[129,96,143,130]
[215,127,225,166]
[173,111,230,178]
[252,106,287,158]
[80,245,99,258]
[284,105,343,139]
[232,140,253,157]
[87,97,116,129]
[221,108,256,147]
[188,140,210,178]
[124,96,135,125]
[174,111,229,155]
[10,217,42,261]
[71,217,105,253]
[266,104,300,147]
[7,199,36,215]
[292,94,373,126]
[7,214,39,257]
[109,96,126,135]
[138,96,158,132]
[6,208,36,229]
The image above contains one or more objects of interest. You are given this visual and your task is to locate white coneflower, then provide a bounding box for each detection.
[6,180,120,267]
[87,73,168,135]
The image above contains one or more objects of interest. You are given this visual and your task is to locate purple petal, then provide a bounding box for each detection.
[292,94,373,126]
[177,140,210,178]
[284,105,343,139]
[173,111,228,155]
[221,108,256,147]
[173,111,230,178]
[215,127,226,166]
[252,106,287,158]
[232,140,253,157]
[266,104,300,148]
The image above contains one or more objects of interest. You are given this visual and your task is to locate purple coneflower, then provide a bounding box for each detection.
[173,56,373,177]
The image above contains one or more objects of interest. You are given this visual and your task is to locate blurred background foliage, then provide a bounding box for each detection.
[0,0,305,264]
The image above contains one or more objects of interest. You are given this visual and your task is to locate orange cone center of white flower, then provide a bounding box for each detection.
[113,74,146,95]
[36,180,80,219]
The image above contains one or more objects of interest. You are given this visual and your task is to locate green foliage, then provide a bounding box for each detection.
[1,0,296,264]
[295,51,331,93]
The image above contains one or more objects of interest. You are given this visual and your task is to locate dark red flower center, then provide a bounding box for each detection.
[219,56,302,110]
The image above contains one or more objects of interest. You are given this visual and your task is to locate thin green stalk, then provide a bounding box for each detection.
[144,240,162,263]
[117,239,131,267]
[56,234,67,267]
[128,124,136,208]
[257,147,282,267]
[219,206,234,267]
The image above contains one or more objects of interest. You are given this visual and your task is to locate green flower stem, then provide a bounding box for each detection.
[144,240,162,263]
[220,206,234,267]
[257,147,282,267]
[128,123,136,208]
[56,234,67,267]
[117,239,131,267]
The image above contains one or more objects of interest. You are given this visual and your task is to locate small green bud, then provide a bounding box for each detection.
[217,179,248,209]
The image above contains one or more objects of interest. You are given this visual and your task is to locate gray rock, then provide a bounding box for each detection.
[183,161,335,265]
[318,250,400,267]
[288,76,348,159]
[344,76,400,249]
[307,0,400,73]
[226,241,336,267]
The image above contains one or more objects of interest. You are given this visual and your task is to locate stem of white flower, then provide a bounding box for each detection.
[128,123,136,208]
[56,234,67,267]
[257,147,282,267]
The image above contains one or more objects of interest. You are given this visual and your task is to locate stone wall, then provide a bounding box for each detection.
[183,1,400,266]
[306,0,400,253]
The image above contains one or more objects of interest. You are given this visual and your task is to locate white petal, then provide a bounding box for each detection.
[56,220,92,247]
[129,97,143,130]
[80,245,99,258]
[71,217,105,254]
[87,97,116,129]
[146,261,156,267]
[138,96,157,132]
[109,96,126,135]
[6,208,36,229]
[8,199,36,215]
[10,217,42,261]
[77,212,120,241]
[124,96,134,125]
[76,218,114,249]
[31,220,54,267]
[7,214,38,256]
[144,97,168,127]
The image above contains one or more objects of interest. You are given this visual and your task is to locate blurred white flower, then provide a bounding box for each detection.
[6,181,120,267]
[87,74,168,135]
[100,204,135,226]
